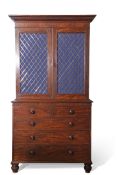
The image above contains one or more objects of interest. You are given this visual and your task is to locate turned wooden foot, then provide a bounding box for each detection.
[84,163,92,173]
[11,162,19,173]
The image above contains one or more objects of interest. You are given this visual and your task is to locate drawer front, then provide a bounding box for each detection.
[13,103,52,118]
[13,103,91,118]
[54,103,91,116]
[14,131,90,145]
[14,117,90,131]
[13,144,90,162]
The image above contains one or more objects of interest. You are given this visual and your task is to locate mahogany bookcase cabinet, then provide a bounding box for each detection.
[9,15,96,173]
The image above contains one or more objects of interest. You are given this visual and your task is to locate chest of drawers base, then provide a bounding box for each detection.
[11,101,92,173]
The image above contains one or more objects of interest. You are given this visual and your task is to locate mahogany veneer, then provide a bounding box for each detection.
[9,15,96,173]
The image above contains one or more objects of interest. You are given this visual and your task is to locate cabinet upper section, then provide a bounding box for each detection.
[9,15,96,101]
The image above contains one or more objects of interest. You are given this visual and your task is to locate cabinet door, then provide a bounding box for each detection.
[16,28,52,99]
[53,27,89,99]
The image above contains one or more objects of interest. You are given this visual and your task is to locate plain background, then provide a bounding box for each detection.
[0,0,117,174]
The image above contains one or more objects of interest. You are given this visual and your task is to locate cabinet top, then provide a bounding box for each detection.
[9,15,96,22]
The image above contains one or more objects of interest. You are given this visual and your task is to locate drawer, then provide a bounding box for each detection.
[13,144,90,162]
[14,117,90,131]
[13,103,91,119]
[14,131,90,145]
[13,103,52,118]
[54,103,91,116]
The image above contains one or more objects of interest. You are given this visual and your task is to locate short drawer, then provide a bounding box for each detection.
[14,117,90,131]
[54,103,91,116]
[13,144,90,162]
[13,103,52,118]
[14,131,90,145]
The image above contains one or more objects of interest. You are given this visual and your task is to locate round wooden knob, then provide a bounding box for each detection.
[30,121,36,126]
[30,135,36,140]
[69,109,75,115]
[68,121,74,127]
[68,150,73,155]
[68,135,74,140]
[30,109,36,114]
[29,150,36,155]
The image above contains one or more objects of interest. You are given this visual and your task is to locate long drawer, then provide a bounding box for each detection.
[14,131,90,145]
[13,144,90,162]
[14,117,90,131]
[13,103,91,118]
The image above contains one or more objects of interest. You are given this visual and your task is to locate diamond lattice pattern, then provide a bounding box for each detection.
[19,33,48,94]
[57,33,85,94]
